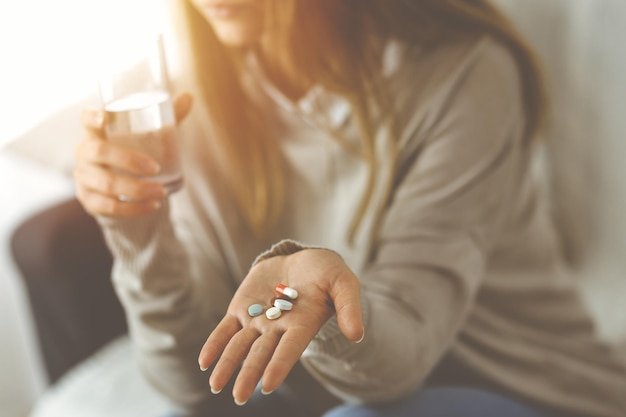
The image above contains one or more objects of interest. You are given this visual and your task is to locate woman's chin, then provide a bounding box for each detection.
[211,22,262,47]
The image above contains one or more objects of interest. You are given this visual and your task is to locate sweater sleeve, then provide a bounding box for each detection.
[296,39,528,403]
[97,190,234,414]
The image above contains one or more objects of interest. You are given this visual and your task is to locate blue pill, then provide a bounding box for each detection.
[248,304,264,317]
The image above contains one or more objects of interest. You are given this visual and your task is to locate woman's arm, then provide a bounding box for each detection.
[74,95,235,414]
[98,195,234,413]
[300,38,527,402]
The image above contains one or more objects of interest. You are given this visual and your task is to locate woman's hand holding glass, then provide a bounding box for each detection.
[198,248,365,406]
[74,93,193,217]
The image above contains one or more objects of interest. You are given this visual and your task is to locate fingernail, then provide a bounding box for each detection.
[356,329,365,344]
[199,365,208,372]
[234,398,247,406]
[210,387,222,394]
[261,388,273,395]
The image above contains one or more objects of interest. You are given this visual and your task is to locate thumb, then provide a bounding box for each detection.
[330,272,365,343]
[173,92,193,124]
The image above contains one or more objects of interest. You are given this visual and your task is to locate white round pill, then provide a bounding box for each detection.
[266,306,282,320]
[273,299,293,311]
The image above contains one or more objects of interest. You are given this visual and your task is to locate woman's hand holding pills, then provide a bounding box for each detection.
[197,248,364,406]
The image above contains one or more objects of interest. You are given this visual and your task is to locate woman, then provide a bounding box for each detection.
[73,1,626,416]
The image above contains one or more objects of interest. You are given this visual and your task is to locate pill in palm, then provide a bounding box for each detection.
[248,303,264,317]
[273,299,293,311]
[275,284,298,299]
[266,306,282,320]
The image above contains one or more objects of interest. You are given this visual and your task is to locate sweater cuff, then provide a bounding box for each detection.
[94,201,187,294]
[251,238,343,267]
[95,200,170,236]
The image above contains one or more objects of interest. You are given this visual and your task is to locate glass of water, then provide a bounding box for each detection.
[98,34,183,195]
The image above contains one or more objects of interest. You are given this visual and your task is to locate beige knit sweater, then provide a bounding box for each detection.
[98,36,626,417]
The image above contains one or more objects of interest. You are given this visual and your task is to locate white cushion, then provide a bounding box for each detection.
[29,335,172,417]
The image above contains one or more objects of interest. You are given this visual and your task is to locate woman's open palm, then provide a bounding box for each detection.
[198,248,364,405]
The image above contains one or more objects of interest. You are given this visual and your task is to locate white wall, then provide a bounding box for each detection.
[0,1,168,415]
[494,0,626,345]
[0,0,167,148]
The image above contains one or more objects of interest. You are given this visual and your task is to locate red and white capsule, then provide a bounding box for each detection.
[275,284,298,299]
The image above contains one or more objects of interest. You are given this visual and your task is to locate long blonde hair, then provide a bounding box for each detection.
[175,0,547,239]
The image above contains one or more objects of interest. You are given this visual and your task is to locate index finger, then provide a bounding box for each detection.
[198,315,241,371]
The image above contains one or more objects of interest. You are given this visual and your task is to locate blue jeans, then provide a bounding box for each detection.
[323,387,549,417]
[166,387,552,417]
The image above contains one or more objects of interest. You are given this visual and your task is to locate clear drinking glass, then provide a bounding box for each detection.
[98,34,183,195]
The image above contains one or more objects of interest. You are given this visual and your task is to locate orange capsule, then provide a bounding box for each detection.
[275,284,298,299]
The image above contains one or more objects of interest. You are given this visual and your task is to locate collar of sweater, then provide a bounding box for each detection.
[242,39,406,131]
